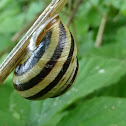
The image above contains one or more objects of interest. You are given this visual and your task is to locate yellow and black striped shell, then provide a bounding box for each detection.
[13,15,78,100]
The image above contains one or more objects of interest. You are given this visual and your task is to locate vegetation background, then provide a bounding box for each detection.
[0,0,126,126]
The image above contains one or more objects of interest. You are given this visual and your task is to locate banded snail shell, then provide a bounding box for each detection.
[13,15,78,100]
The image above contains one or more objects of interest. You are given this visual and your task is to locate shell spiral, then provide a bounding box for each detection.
[13,16,78,100]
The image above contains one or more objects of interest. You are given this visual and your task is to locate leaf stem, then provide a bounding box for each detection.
[95,14,108,48]
[66,0,82,26]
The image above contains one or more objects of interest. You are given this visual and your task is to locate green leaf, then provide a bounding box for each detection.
[9,91,31,126]
[0,84,13,111]
[58,97,126,126]
[42,112,68,126]
[121,1,126,15]
[0,110,23,126]
[0,14,25,33]
[97,73,126,98]
[0,0,11,10]
[0,85,30,126]
[85,43,126,59]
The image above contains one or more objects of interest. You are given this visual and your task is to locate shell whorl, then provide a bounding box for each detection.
[13,16,78,100]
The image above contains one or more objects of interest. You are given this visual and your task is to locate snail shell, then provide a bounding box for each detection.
[13,15,78,100]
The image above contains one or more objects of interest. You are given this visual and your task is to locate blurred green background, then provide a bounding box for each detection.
[1,0,126,126]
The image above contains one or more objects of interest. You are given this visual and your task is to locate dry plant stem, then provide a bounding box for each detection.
[113,13,120,22]
[95,14,108,48]
[66,0,82,26]
[0,0,69,85]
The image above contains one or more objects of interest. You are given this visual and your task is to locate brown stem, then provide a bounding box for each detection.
[95,14,108,48]
[66,0,82,26]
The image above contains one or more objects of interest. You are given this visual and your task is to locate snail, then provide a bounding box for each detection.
[13,14,78,100]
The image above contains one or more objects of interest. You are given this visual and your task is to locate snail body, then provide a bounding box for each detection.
[13,15,78,100]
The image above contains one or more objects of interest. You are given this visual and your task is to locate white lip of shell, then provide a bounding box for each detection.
[28,14,59,51]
